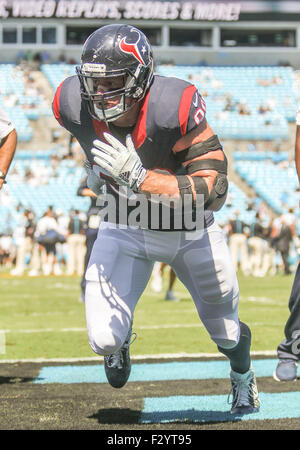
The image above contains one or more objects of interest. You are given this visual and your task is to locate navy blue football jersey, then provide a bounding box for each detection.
[53,74,213,230]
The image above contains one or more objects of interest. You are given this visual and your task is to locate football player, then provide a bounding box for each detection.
[273,109,300,382]
[53,24,260,414]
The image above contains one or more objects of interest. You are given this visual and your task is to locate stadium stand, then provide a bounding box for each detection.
[0,62,299,275]
[0,63,52,141]
[41,63,298,141]
[234,151,298,216]
[156,65,298,140]
[0,151,89,234]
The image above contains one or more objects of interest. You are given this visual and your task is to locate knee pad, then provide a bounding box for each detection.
[88,328,123,356]
[214,338,239,349]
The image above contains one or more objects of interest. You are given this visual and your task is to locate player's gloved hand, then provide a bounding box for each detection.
[91,132,147,192]
[84,160,105,195]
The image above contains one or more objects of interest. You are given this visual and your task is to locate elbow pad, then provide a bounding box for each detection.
[204,173,228,211]
[175,174,228,211]
[175,134,228,211]
[192,175,228,211]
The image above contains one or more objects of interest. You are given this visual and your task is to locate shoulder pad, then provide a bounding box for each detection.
[53,76,83,128]
[149,76,192,131]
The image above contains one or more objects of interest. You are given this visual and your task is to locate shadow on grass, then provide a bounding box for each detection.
[0,376,35,384]
[88,407,244,425]
[140,409,243,424]
[88,408,141,424]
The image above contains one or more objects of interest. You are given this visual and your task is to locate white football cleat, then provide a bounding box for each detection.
[228,367,260,415]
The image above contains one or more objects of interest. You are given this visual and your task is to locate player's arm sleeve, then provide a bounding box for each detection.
[0,106,15,141]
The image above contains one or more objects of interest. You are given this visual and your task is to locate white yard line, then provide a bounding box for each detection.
[0,324,204,333]
[0,350,277,364]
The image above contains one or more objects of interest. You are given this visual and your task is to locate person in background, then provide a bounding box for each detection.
[247,212,266,277]
[228,210,250,275]
[151,262,179,301]
[36,207,64,275]
[10,209,36,276]
[274,108,300,381]
[275,216,294,275]
[77,174,103,302]
[66,209,86,277]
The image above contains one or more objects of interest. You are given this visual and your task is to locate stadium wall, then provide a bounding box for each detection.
[1,1,300,67]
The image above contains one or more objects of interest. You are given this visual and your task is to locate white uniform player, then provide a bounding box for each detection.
[0,105,17,189]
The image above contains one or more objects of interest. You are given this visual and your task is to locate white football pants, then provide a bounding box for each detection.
[85,221,240,356]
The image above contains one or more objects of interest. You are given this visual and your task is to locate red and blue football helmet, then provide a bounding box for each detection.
[76,24,154,122]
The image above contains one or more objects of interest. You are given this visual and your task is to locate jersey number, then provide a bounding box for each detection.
[193,98,206,125]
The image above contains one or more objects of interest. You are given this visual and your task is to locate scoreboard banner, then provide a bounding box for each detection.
[0,0,242,21]
[0,0,299,21]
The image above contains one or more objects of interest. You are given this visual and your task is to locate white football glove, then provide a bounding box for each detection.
[84,160,105,195]
[91,132,147,192]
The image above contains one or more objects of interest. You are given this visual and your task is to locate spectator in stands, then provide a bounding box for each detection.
[228,210,250,275]
[258,104,270,115]
[223,95,236,112]
[271,75,283,85]
[257,78,271,87]
[24,166,35,182]
[66,209,86,277]
[238,100,251,116]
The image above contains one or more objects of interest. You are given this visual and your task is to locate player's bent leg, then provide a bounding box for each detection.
[84,226,153,388]
[173,222,241,345]
[217,321,251,374]
[217,321,260,414]
[85,281,129,355]
[172,222,260,414]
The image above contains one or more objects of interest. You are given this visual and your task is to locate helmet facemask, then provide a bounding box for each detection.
[76,61,153,122]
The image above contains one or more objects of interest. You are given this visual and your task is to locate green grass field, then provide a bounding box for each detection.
[0,271,294,360]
